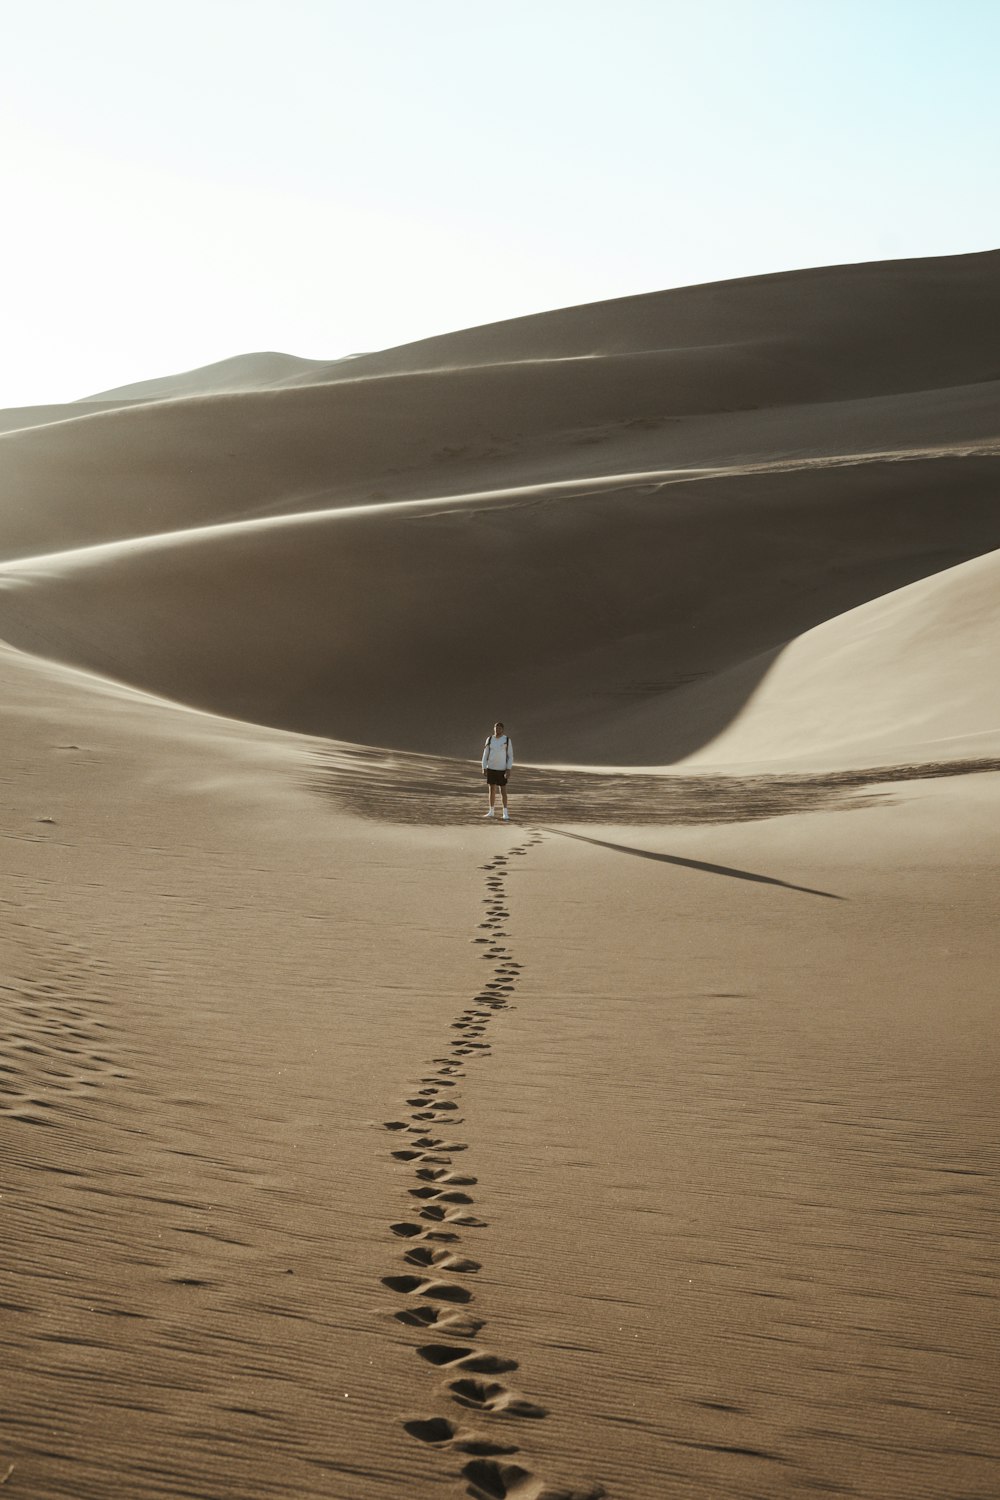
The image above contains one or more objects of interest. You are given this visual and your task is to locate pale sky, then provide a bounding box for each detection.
[1,0,997,408]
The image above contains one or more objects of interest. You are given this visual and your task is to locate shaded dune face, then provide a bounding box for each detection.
[1,455,999,763]
[0,248,998,765]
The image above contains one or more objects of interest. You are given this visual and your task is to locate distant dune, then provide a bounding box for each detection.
[325,248,1000,387]
[1,249,998,558]
[82,350,350,402]
[76,248,1000,391]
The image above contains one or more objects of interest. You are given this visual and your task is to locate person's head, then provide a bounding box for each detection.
[494,720,504,736]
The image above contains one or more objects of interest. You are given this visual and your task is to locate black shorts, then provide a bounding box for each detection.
[485,769,508,786]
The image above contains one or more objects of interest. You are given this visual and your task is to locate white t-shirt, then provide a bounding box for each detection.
[482,734,514,771]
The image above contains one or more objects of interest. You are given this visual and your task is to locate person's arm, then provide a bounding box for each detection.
[482,738,490,773]
[507,738,514,771]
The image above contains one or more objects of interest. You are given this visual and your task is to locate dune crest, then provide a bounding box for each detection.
[81,350,349,403]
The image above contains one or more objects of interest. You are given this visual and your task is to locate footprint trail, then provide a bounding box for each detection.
[379,832,606,1500]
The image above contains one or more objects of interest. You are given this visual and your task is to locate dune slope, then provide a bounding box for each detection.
[1,453,999,761]
[677,546,1000,766]
[0,248,997,568]
[330,246,1000,389]
[4,637,1000,1500]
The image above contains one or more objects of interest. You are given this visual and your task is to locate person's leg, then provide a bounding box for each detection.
[500,782,508,809]
[484,777,496,814]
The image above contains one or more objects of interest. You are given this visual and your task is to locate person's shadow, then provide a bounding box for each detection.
[536,827,844,900]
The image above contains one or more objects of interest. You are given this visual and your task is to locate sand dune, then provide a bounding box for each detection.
[1,373,997,567]
[76,247,1000,394]
[577,546,1000,769]
[0,398,138,437]
[693,547,1000,765]
[1,248,998,567]
[3,636,1000,1500]
[333,248,1000,384]
[83,350,350,402]
[1,449,999,761]
[4,251,1000,1500]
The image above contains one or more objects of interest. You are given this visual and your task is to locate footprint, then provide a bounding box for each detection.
[394,1306,484,1337]
[416,1342,477,1366]
[419,1206,487,1227]
[403,1416,517,1457]
[409,1187,475,1204]
[382,1275,472,1304]
[462,1459,607,1500]
[419,1346,520,1374]
[403,1415,457,1443]
[415,1168,477,1185]
[459,1437,522,1458]
[417,1344,518,1373]
[458,1352,520,1375]
[391,1223,460,1244]
[461,1461,543,1499]
[404,1247,481,1272]
[449,1377,547,1419]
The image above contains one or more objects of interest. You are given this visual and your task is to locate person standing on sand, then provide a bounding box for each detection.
[481,721,514,821]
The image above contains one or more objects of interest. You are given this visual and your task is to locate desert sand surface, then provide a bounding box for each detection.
[2,251,1000,1500]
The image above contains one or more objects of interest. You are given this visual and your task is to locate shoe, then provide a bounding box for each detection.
[502,810,510,821]
[483,810,495,818]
